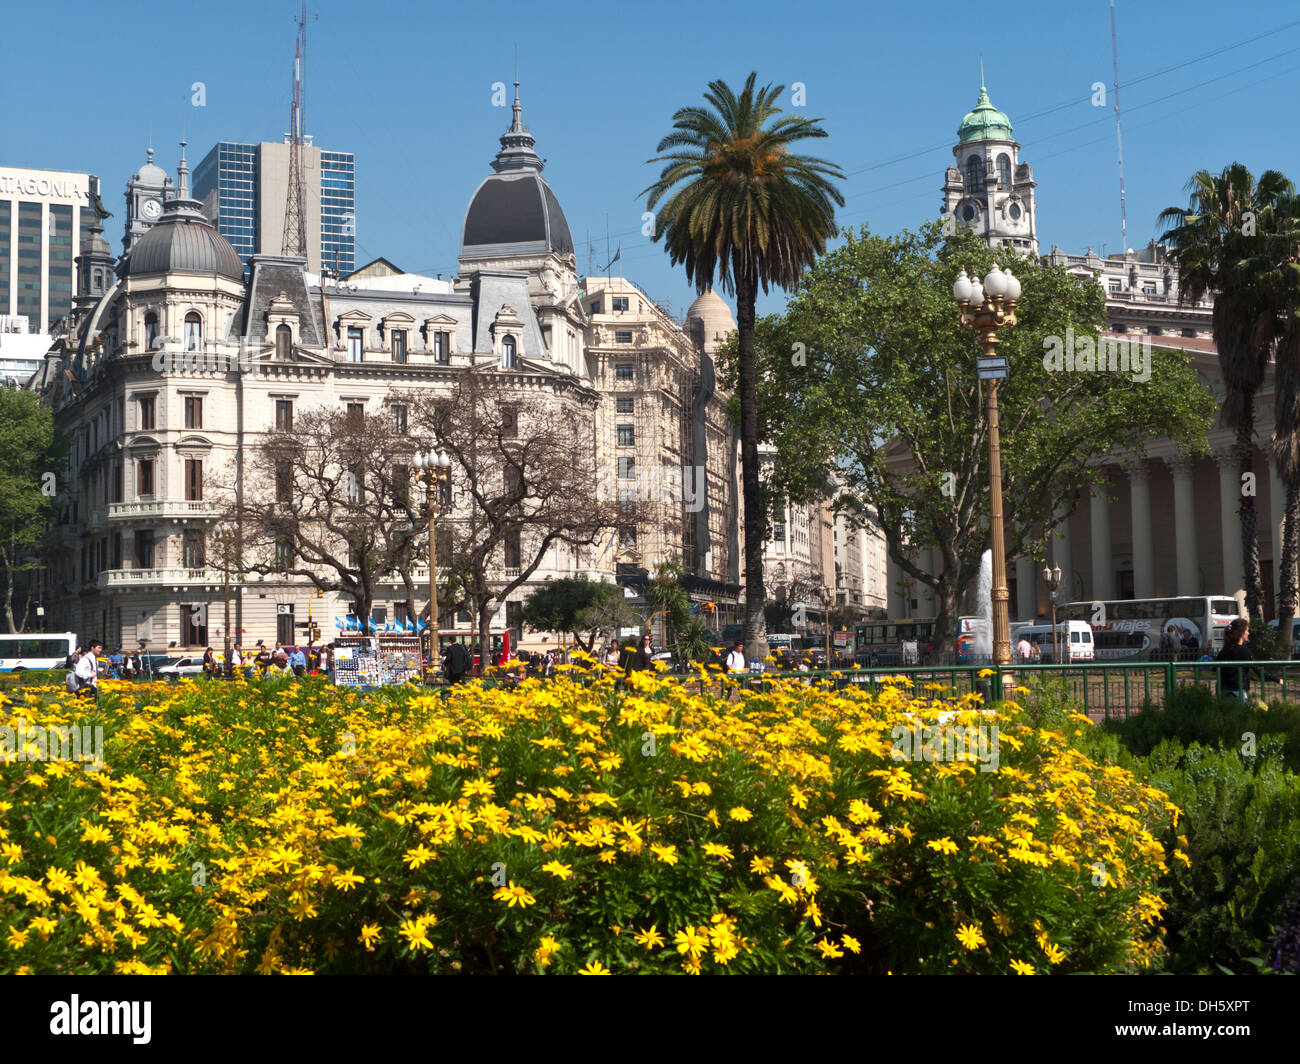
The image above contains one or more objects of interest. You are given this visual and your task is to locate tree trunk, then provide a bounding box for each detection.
[1239,395,1265,620]
[1278,476,1300,659]
[735,269,767,665]
[478,597,494,675]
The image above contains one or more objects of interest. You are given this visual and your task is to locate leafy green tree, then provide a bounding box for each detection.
[0,390,66,632]
[725,223,1214,649]
[1159,163,1294,621]
[644,71,844,663]
[521,577,636,653]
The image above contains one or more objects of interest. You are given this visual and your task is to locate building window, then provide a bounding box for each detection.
[996,153,1011,186]
[1109,279,1122,293]
[618,456,636,479]
[615,396,634,414]
[136,459,155,497]
[347,326,364,362]
[589,300,601,315]
[111,461,122,503]
[185,459,203,501]
[276,459,292,503]
[619,525,637,547]
[345,401,364,424]
[390,404,408,434]
[1143,283,1157,295]
[392,329,407,363]
[182,603,208,646]
[392,464,409,508]
[145,312,159,350]
[346,467,364,503]
[965,154,984,190]
[275,399,294,432]
[617,424,635,446]
[138,395,155,431]
[275,536,294,570]
[184,396,203,429]
[182,530,206,568]
[501,404,519,438]
[501,335,517,369]
[184,312,202,352]
[614,330,633,344]
[504,527,521,569]
[612,296,629,312]
[772,522,786,542]
[433,331,450,364]
[134,529,155,569]
[276,324,292,359]
[615,363,634,381]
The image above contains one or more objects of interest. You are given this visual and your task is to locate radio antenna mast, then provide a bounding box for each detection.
[282,1,316,258]
[1110,0,1128,254]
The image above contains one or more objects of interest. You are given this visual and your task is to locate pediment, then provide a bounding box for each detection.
[383,311,416,325]
[175,434,215,449]
[337,309,373,323]
[424,313,457,326]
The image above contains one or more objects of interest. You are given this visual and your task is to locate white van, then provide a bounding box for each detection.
[1012,621,1094,664]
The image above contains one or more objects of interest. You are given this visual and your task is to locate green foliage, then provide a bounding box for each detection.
[520,578,634,651]
[720,222,1215,645]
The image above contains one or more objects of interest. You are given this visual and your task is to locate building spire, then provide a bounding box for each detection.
[491,78,543,174]
[176,138,190,200]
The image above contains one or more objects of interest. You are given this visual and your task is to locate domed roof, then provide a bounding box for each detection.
[126,142,243,281]
[132,147,171,189]
[686,289,736,354]
[958,83,1013,144]
[460,83,574,258]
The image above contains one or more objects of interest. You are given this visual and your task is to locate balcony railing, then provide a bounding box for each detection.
[108,501,217,521]
[98,567,226,589]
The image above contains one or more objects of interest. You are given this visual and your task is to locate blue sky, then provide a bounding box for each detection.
[7,0,1300,318]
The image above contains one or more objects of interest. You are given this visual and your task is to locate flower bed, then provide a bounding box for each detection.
[0,670,1176,973]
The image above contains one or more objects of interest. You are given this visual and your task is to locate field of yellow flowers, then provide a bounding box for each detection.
[0,668,1178,974]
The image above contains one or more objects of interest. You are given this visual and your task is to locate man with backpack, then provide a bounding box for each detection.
[443,641,472,684]
[73,640,102,702]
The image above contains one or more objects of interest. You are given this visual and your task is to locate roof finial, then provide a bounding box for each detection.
[177,138,190,200]
[979,55,985,89]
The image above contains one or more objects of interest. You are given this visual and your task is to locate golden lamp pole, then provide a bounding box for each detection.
[954,263,1021,667]
[413,449,451,682]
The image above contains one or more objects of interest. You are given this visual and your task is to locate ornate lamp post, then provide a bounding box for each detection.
[412,449,451,682]
[210,521,235,677]
[822,584,834,668]
[954,263,1022,666]
[1043,563,1063,665]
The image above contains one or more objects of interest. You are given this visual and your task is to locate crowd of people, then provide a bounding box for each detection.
[199,642,329,678]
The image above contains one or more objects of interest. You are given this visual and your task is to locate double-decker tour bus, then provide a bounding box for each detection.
[1059,596,1243,661]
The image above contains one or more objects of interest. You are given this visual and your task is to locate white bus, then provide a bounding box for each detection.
[0,632,77,672]
[1060,597,1243,661]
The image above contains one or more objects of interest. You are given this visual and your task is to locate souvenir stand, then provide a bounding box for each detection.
[332,630,424,689]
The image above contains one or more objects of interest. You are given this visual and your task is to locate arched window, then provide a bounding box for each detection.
[965,154,985,191]
[996,153,1012,187]
[275,324,292,360]
[145,312,159,350]
[184,312,202,352]
[501,335,517,369]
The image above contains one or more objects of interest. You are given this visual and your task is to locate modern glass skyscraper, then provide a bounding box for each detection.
[193,143,258,266]
[193,140,354,276]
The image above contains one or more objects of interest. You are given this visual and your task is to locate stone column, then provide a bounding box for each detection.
[1166,457,1200,595]
[1089,474,1114,601]
[1016,556,1037,621]
[886,549,907,618]
[1129,462,1155,599]
[1215,448,1244,594]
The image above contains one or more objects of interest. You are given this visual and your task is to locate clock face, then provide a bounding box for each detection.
[141,197,162,220]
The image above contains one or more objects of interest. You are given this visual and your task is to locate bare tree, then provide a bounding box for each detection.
[394,370,621,660]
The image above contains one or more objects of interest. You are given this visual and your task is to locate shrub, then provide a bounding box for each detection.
[0,672,1174,974]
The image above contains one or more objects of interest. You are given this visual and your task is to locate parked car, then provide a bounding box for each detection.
[156,655,207,678]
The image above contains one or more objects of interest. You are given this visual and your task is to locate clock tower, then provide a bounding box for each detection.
[123,145,174,256]
[940,79,1038,256]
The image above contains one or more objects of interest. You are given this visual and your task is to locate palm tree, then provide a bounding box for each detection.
[643,73,844,661]
[1159,164,1292,620]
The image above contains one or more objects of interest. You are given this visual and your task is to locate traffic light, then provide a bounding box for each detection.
[309,623,321,642]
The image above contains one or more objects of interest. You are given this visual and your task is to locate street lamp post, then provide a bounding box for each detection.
[211,521,234,678]
[954,263,1022,667]
[822,585,833,668]
[1043,564,1063,665]
[413,449,451,683]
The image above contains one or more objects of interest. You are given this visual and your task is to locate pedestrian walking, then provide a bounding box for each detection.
[725,641,746,673]
[626,633,656,675]
[74,639,102,703]
[1216,618,1257,703]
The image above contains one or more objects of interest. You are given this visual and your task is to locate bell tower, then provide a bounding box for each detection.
[123,144,175,255]
[940,79,1037,256]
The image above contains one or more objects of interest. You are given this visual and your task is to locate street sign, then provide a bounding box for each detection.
[977,356,1010,380]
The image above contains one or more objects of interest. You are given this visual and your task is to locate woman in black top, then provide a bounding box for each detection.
[1216,618,1255,702]
[626,633,656,675]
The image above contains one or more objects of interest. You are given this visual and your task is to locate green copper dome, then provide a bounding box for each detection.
[957,83,1013,144]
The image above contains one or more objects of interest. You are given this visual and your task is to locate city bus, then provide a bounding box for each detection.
[1059,596,1243,661]
[854,619,936,666]
[0,632,77,672]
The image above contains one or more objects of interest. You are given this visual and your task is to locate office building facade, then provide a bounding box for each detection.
[193,139,355,277]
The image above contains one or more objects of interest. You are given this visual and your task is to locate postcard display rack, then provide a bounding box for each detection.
[333,633,423,688]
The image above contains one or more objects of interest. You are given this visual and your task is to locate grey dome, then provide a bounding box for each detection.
[126,205,243,280]
[461,172,573,256]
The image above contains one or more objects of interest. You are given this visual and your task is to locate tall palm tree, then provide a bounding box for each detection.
[1159,164,1292,621]
[643,73,844,662]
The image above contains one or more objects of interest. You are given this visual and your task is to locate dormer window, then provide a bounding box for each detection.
[502,335,517,369]
[275,324,292,360]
